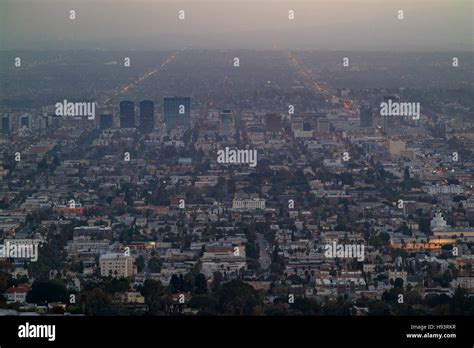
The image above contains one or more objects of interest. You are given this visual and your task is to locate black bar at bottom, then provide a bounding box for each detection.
[0,316,471,346]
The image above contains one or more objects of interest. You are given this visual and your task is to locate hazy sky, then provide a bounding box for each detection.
[1,0,472,51]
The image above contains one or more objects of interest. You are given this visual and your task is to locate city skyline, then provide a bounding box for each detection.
[0,1,472,345]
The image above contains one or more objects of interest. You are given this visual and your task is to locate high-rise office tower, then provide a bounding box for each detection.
[140,100,154,131]
[381,96,400,133]
[265,113,281,132]
[100,114,114,129]
[20,115,30,128]
[1,115,10,134]
[164,97,190,130]
[317,117,330,133]
[219,109,235,136]
[360,105,373,128]
[220,109,234,124]
[120,101,135,128]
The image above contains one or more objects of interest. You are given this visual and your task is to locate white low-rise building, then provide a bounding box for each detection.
[232,197,265,210]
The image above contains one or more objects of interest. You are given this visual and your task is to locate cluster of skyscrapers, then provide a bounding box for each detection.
[359,105,373,128]
[98,97,191,131]
[1,114,31,134]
